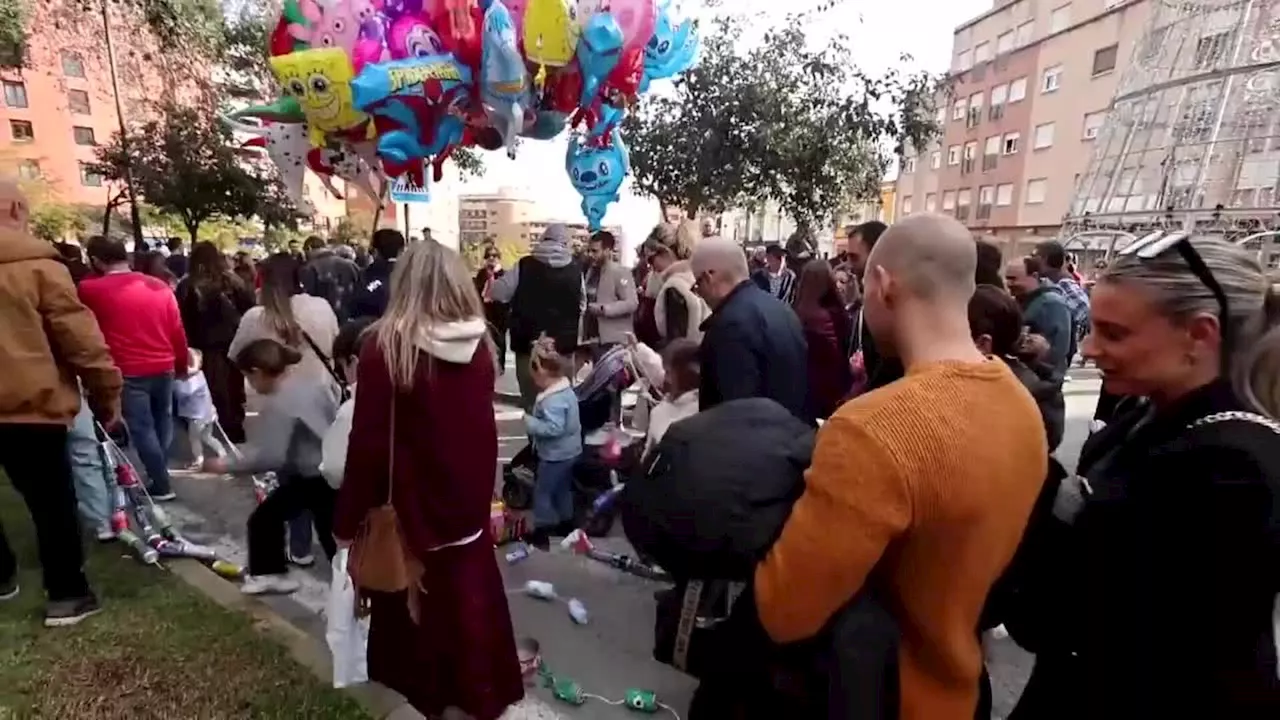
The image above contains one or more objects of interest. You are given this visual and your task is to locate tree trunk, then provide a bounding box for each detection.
[101,208,112,236]
[187,221,200,246]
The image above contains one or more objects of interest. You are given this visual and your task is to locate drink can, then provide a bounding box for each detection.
[504,544,530,565]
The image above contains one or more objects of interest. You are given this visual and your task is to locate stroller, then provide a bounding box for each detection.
[500,344,646,537]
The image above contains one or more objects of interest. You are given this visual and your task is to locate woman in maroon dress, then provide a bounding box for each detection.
[334,240,523,720]
[792,259,854,423]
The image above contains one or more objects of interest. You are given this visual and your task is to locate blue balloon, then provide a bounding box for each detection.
[575,13,624,109]
[639,4,698,93]
[350,54,472,166]
[586,101,624,140]
[565,129,629,231]
[481,0,533,158]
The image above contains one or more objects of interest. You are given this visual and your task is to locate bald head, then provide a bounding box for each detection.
[0,179,28,229]
[690,236,748,280]
[690,236,749,308]
[868,213,976,302]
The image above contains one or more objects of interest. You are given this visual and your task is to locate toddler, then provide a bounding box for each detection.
[174,349,226,469]
[320,317,374,489]
[643,338,701,457]
[523,336,582,550]
[204,339,339,596]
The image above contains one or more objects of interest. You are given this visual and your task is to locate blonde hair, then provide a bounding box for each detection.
[529,335,572,378]
[373,240,488,388]
[646,221,696,260]
[1102,238,1280,418]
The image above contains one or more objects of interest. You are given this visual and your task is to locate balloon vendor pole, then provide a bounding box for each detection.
[99,0,145,248]
[402,202,410,239]
[371,182,390,234]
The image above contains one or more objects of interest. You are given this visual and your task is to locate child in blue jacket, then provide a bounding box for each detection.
[523,336,582,549]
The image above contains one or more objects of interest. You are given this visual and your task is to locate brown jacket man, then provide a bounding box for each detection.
[0,227,121,425]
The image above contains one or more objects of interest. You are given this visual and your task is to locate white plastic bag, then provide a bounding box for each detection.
[325,548,369,688]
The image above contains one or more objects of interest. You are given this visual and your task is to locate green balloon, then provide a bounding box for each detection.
[231,96,304,123]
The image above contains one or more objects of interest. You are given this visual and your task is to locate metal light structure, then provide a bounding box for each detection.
[100,0,145,246]
[1062,0,1280,263]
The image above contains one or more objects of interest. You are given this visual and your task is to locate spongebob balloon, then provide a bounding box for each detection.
[270,48,370,148]
[639,1,697,92]
[481,0,532,158]
[565,128,628,230]
[523,0,579,89]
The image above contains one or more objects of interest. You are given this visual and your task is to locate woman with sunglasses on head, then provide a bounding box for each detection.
[1006,234,1280,719]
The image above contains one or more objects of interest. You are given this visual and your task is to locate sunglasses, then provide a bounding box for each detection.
[1118,230,1231,355]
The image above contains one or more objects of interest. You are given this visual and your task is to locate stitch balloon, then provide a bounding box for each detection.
[565,127,629,230]
[574,12,622,108]
[576,0,653,56]
[481,0,533,158]
[638,0,697,92]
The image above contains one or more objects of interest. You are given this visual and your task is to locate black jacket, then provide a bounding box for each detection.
[301,249,361,323]
[699,281,807,420]
[508,255,583,355]
[176,274,255,351]
[354,257,397,319]
[1008,379,1280,719]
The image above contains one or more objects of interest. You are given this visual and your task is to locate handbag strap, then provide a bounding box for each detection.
[301,330,349,394]
[673,580,703,671]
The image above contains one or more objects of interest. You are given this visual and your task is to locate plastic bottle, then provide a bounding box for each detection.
[505,543,530,565]
[567,598,588,625]
[524,580,557,600]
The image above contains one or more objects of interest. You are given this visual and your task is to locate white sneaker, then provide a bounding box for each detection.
[240,574,300,596]
[96,523,117,542]
[287,552,315,568]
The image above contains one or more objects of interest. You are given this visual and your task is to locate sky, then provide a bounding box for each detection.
[450,0,992,242]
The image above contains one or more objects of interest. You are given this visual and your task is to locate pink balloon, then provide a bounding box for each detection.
[578,0,655,55]
[504,0,529,43]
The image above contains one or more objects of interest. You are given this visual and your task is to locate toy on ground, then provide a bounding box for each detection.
[97,425,244,580]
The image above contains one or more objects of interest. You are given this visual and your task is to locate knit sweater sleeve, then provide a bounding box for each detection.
[755,412,912,643]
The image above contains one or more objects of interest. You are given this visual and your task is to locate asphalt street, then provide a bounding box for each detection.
[148,364,1104,720]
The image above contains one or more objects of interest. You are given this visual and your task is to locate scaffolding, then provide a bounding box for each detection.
[1061,0,1280,264]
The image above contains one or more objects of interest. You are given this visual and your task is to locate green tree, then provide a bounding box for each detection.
[331,213,374,246]
[93,102,262,244]
[254,170,306,233]
[624,7,947,227]
[29,203,86,242]
[0,0,28,69]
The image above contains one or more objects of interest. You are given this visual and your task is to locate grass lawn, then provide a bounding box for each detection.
[0,480,371,720]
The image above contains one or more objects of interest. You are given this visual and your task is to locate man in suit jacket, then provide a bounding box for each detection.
[582,231,638,354]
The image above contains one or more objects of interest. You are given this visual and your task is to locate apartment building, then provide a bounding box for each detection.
[896,0,1151,250]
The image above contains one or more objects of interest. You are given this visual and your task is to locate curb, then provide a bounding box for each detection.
[165,559,406,719]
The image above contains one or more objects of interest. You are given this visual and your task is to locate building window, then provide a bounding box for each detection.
[68,89,91,114]
[930,151,941,169]
[925,193,937,211]
[3,80,27,108]
[962,141,978,174]
[952,98,967,121]
[974,41,991,64]
[902,155,917,174]
[1033,123,1055,149]
[977,186,994,219]
[1016,20,1034,46]
[956,49,973,72]
[1009,76,1028,102]
[1042,64,1063,93]
[983,136,1000,170]
[1082,111,1106,139]
[947,145,962,166]
[61,51,85,78]
[1092,44,1118,75]
[901,196,913,215]
[942,190,957,211]
[72,125,96,145]
[996,183,1014,206]
[996,32,1013,55]
[9,119,33,142]
[1193,31,1233,71]
[1050,4,1071,33]
[935,106,947,126]
[1026,178,1048,204]
[80,162,103,187]
[990,84,1008,120]
[1002,132,1021,155]
[967,92,983,127]
[17,159,39,180]
[956,189,972,220]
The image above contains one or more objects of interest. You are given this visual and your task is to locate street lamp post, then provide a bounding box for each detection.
[99,0,144,246]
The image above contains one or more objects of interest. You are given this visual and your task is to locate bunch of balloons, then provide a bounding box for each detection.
[226,0,698,230]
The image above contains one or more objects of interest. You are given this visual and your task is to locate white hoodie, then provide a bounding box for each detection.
[318,318,488,488]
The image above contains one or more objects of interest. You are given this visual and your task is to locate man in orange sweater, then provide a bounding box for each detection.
[755,213,1047,719]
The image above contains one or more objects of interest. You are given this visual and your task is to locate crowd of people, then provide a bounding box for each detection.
[0,165,1277,719]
